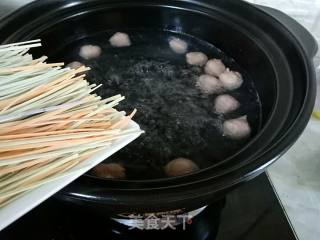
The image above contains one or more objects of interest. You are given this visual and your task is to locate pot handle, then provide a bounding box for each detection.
[256,5,318,58]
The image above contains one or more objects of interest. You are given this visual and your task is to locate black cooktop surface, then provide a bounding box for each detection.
[0,173,297,240]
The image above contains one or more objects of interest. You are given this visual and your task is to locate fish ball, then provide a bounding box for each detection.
[91,163,126,179]
[165,158,199,177]
[223,116,251,139]
[219,68,243,90]
[169,37,188,54]
[79,44,102,60]
[205,59,226,76]
[196,74,223,94]
[214,94,240,114]
[66,61,83,69]
[186,52,208,66]
[109,32,131,47]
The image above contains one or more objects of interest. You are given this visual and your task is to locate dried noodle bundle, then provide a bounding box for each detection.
[0,39,142,207]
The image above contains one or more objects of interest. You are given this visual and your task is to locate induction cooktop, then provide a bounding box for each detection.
[0,173,297,240]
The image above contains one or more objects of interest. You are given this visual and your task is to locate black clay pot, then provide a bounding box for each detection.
[0,0,317,215]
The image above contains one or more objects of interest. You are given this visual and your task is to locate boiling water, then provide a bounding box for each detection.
[51,30,261,180]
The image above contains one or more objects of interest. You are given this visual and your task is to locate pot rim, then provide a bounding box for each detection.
[0,0,316,198]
